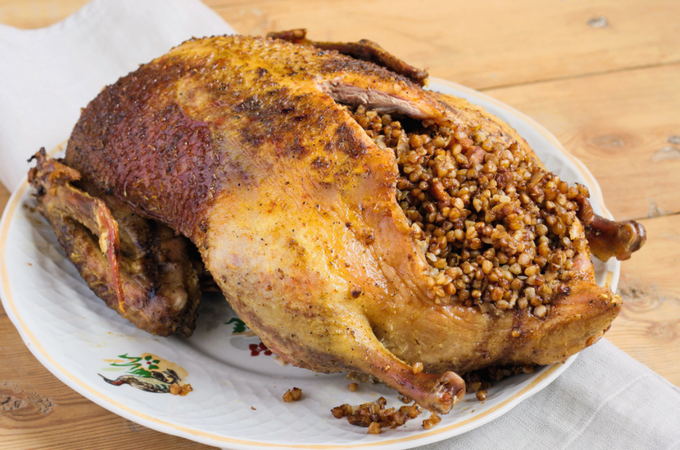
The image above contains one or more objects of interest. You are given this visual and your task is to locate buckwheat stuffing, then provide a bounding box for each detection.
[398,394,413,404]
[331,396,422,433]
[282,387,302,402]
[464,364,538,399]
[422,413,442,430]
[348,105,590,317]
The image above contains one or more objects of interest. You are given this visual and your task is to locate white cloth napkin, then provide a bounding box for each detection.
[1,1,678,448]
[419,340,680,450]
[0,0,233,190]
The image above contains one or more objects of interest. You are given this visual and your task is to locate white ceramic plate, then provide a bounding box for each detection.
[0,78,619,449]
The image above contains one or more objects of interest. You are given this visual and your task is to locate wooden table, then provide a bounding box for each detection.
[1,1,678,448]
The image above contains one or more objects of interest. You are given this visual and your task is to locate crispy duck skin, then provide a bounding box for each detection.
[35,32,645,413]
[28,150,201,336]
[266,29,429,85]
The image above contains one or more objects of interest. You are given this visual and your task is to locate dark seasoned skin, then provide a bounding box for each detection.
[56,33,644,413]
[267,29,429,85]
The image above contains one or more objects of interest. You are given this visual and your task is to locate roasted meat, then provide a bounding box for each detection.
[29,150,201,336]
[30,31,645,413]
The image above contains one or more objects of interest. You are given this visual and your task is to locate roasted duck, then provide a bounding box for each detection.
[29,152,201,336]
[29,30,645,413]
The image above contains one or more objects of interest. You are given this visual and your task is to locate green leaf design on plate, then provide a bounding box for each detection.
[130,368,153,378]
[110,353,143,369]
[226,317,248,333]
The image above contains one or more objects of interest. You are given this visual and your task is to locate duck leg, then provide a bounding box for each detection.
[576,198,647,261]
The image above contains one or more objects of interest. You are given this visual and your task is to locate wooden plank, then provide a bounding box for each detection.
[608,213,680,385]
[485,63,680,220]
[207,0,680,89]
[2,0,680,89]
[0,184,8,213]
[206,0,680,89]
[0,0,84,28]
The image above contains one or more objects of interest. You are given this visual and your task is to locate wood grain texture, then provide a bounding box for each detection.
[0,0,678,448]
[2,0,680,89]
[0,184,8,213]
[208,0,680,89]
[609,214,680,384]
[485,63,680,221]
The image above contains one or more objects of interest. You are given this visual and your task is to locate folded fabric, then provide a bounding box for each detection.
[0,0,234,190]
[1,1,678,449]
[418,339,680,449]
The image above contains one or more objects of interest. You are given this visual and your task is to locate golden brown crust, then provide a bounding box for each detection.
[52,34,643,412]
[65,35,436,240]
[65,62,217,238]
[267,29,428,85]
